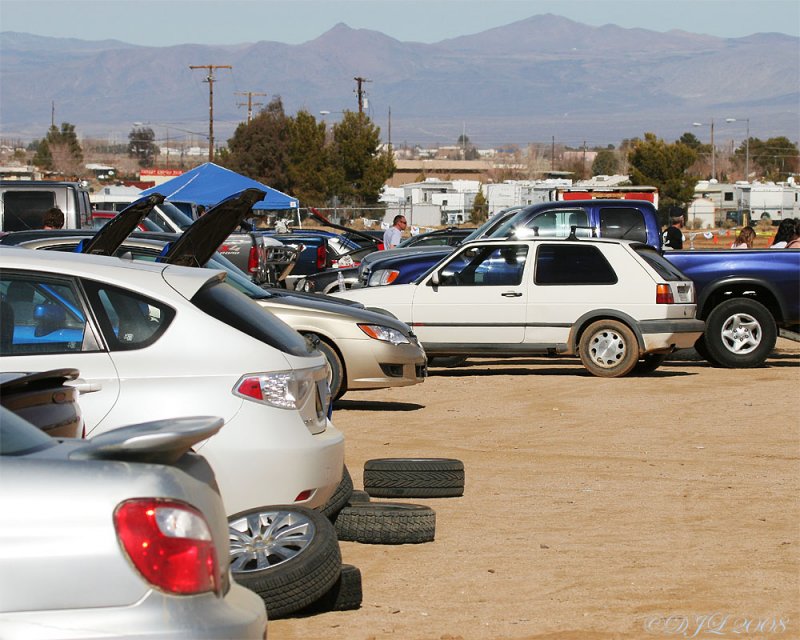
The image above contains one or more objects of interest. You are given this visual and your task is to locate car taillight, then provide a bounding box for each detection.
[316,245,326,270]
[248,246,259,273]
[656,284,674,304]
[234,370,316,410]
[114,499,219,595]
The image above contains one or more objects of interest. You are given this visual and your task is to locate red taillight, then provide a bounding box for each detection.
[377,242,385,250]
[294,489,314,502]
[114,499,219,595]
[247,246,259,273]
[316,245,326,270]
[236,377,264,401]
[656,284,674,304]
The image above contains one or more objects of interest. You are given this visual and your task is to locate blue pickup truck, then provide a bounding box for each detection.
[352,200,800,368]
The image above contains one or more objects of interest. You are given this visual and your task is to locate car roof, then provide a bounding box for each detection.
[0,245,223,299]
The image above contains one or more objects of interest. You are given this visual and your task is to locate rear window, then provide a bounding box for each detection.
[599,207,647,243]
[535,244,618,285]
[635,246,690,281]
[191,280,311,357]
[2,191,56,231]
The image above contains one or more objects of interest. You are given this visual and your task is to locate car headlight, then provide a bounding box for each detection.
[358,324,410,345]
[368,269,400,286]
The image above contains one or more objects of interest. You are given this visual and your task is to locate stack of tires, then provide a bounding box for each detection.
[229,458,464,619]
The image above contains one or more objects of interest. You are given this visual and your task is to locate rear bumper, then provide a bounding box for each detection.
[0,583,267,639]
[198,402,345,515]
[639,319,705,351]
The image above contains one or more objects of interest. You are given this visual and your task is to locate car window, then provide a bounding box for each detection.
[439,244,528,286]
[2,191,56,231]
[0,274,93,355]
[635,246,689,281]
[82,280,175,351]
[190,280,311,357]
[535,244,618,285]
[599,207,647,242]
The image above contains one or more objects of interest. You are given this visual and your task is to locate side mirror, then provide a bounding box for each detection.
[33,303,67,337]
[429,271,440,286]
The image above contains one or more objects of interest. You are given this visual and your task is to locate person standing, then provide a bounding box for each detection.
[383,215,407,249]
[731,226,756,249]
[662,214,685,250]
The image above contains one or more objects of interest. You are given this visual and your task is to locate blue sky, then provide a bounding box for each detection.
[1,0,798,45]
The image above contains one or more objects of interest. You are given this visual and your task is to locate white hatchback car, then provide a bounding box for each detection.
[334,237,705,377]
[0,246,344,515]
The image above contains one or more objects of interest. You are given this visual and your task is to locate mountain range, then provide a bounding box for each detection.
[1,14,798,148]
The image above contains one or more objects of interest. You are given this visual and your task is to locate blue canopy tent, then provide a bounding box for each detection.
[140,162,298,213]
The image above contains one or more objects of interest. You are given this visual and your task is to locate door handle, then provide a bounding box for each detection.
[69,379,103,394]
[501,292,523,297]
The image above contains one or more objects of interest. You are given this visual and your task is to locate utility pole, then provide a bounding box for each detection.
[387,106,392,153]
[551,136,556,171]
[190,64,232,162]
[236,91,267,124]
[51,101,55,128]
[354,76,371,113]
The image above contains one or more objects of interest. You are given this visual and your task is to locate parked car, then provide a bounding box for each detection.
[1,180,92,231]
[0,368,84,438]
[334,236,704,377]
[0,407,268,639]
[0,244,344,512]
[1,189,427,400]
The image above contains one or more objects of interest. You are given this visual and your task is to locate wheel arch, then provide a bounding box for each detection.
[697,278,784,324]
[299,331,348,384]
[568,309,645,353]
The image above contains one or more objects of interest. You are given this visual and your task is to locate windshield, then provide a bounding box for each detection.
[205,254,275,300]
[147,203,194,232]
[462,207,524,243]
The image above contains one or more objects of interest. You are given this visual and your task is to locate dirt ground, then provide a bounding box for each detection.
[272,339,800,640]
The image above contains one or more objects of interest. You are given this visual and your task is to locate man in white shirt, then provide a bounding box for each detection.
[383,215,407,249]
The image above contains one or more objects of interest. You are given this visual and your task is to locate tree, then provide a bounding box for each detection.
[33,122,83,176]
[471,188,487,224]
[223,96,292,193]
[627,132,698,219]
[678,132,703,150]
[457,133,479,160]
[287,110,331,207]
[738,136,799,181]
[591,149,619,176]
[127,126,159,167]
[328,111,395,205]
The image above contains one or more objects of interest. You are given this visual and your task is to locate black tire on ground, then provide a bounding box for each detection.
[578,319,639,378]
[693,335,711,362]
[319,465,353,521]
[363,458,465,498]
[428,355,469,368]
[702,298,777,368]
[229,506,342,618]
[348,489,371,504]
[309,334,346,400]
[298,564,363,614]
[334,502,436,544]
[632,352,668,375]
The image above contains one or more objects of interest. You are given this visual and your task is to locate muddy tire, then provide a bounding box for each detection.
[578,319,639,377]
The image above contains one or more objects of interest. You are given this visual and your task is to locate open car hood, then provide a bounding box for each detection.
[77,194,165,255]
[309,207,382,248]
[160,188,266,266]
